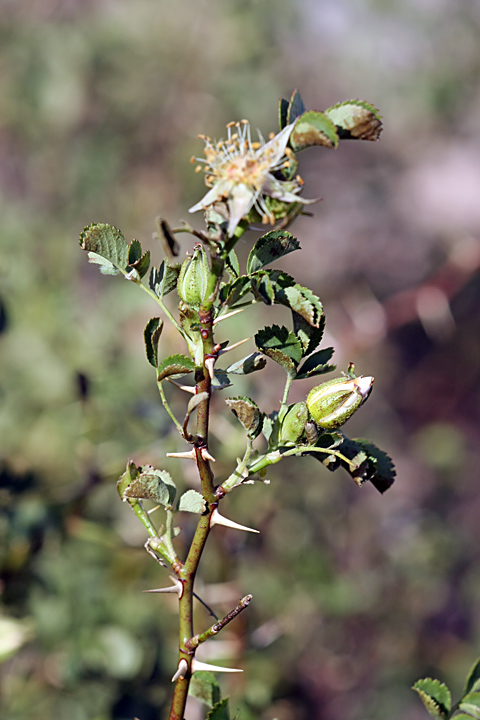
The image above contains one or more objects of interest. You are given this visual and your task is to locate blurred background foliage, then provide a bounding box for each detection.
[1,1,480,719]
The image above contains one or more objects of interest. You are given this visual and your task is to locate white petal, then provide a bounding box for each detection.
[227,183,256,236]
[188,180,231,213]
[257,123,295,166]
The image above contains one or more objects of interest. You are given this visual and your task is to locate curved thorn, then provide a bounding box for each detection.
[200,448,216,462]
[205,357,216,380]
[210,507,259,534]
[172,658,188,682]
[191,658,242,674]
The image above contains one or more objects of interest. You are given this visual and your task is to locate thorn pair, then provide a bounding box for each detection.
[166,448,216,462]
[171,658,242,682]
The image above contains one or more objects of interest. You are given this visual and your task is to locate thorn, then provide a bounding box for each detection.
[172,658,188,682]
[191,658,242,674]
[167,450,196,460]
[167,379,196,394]
[210,508,259,534]
[147,504,161,515]
[218,337,251,355]
[200,448,216,462]
[143,580,182,595]
[205,356,216,380]
[213,308,246,325]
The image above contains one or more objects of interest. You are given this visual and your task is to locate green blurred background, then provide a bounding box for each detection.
[2,1,480,719]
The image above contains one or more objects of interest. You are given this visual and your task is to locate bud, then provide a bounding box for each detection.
[279,402,308,444]
[306,376,374,429]
[177,244,210,307]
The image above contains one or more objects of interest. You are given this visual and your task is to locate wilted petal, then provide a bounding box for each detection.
[188,180,231,213]
[263,173,317,204]
[227,183,256,236]
[257,123,295,166]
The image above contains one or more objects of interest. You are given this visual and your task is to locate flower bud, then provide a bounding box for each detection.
[306,376,374,429]
[279,402,308,444]
[177,244,210,307]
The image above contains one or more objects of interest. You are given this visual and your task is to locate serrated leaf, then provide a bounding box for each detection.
[128,240,150,278]
[293,312,326,356]
[459,692,480,719]
[189,672,221,708]
[287,89,306,125]
[464,658,480,696]
[144,318,164,368]
[123,467,176,506]
[324,100,382,141]
[211,370,232,389]
[178,489,206,514]
[157,354,195,381]
[281,285,323,327]
[225,397,263,439]
[290,111,339,151]
[255,325,303,377]
[251,271,275,305]
[296,348,335,379]
[219,275,252,307]
[247,231,300,274]
[225,249,240,278]
[225,352,267,375]
[117,460,139,499]
[206,697,230,720]
[352,439,396,493]
[413,679,451,719]
[79,223,129,275]
[149,260,181,297]
[279,97,289,130]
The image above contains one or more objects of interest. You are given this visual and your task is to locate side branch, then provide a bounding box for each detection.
[185,594,253,651]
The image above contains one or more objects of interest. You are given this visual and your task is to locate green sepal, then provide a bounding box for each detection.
[224,352,267,375]
[119,464,176,506]
[144,317,164,368]
[255,325,303,378]
[79,223,129,276]
[189,672,221,708]
[178,489,206,514]
[246,230,300,274]
[206,697,230,720]
[149,260,181,297]
[464,657,480,696]
[157,354,195,381]
[279,402,308,445]
[128,239,150,278]
[287,89,306,125]
[296,348,335,379]
[412,678,451,719]
[324,100,382,141]
[290,110,339,151]
[225,397,264,439]
[459,692,480,719]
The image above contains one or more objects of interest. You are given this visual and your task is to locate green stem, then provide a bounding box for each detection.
[247,446,357,476]
[278,374,294,422]
[157,381,184,435]
[220,436,254,494]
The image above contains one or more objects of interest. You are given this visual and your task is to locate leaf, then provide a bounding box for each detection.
[211,370,232,390]
[250,271,275,305]
[187,392,209,415]
[179,489,206,514]
[464,658,480,695]
[225,249,240,278]
[144,318,164,368]
[225,397,264,439]
[287,89,306,125]
[206,698,230,720]
[412,679,451,719]
[255,325,303,378]
[280,285,323,327]
[127,239,150,278]
[246,231,300,274]
[324,100,382,141]
[157,217,180,257]
[293,312,326,356]
[224,352,267,375]
[189,672,221,708]
[149,260,181,298]
[290,110,339,151]
[459,692,480,719]
[79,223,129,275]
[122,466,176,506]
[219,275,252,307]
[157,354,195,381]
[352,439,396,493]
[296,348,335,379]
